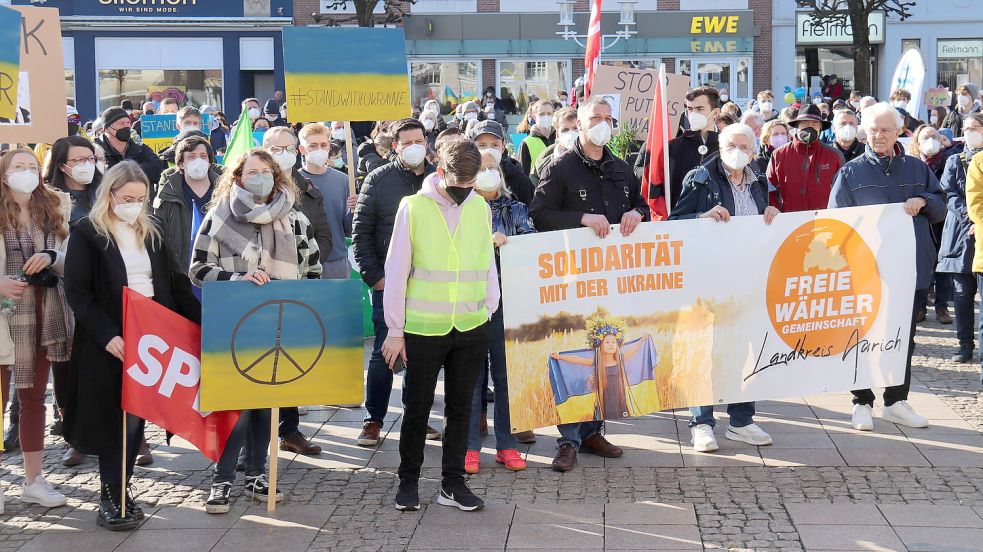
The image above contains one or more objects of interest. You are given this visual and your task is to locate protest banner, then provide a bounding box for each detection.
[891,47,926,118]
[592,64,690,139]
[0,7,22,121]
[282,27,411,123]
[140,113,214,154]
[501,205,916,432]
[199,279,364,411]
[0,6,64,144]
[924,87,950,108]
[121,288,239,463]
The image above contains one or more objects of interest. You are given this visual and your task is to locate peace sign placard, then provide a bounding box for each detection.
[200,280,364,411]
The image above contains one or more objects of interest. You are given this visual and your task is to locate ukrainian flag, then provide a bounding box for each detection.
[283,27,411,123]
[0,7,21,121]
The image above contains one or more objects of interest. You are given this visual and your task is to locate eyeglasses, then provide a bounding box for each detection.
[268,145,297,155]
[66,156,96,166]
[244,169,274,177]
[867,128,899,137]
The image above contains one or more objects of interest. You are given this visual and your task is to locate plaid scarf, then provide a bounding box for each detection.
[210,186,299,280]
[4,217,71,388]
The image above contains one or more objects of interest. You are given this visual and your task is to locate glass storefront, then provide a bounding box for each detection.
[498,60,570,114]
[794,47,870,99]
[677,57,752,104]
[409,61,480,111]
[97,69,223,113]
[937,39,983,91]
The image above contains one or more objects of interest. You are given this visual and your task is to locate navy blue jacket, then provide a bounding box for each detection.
[937,150,978,274]
[828,147,947,290]
[669,157,769,220]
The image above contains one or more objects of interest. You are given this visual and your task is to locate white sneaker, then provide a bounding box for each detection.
[297,406,308,416]
[690,424,718,452]
[851,404,874,431]
[881,401,929,428]
[21,476,67,508]
[725,423,773,446]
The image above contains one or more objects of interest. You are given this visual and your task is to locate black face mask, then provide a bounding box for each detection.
[144,109,155,116]
[797,127,819,144]
[444,184,472,206]
[114,127,132,142]
[68,122,80,136]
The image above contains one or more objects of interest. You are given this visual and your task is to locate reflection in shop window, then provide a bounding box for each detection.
[736,59,749,100]
[499,60,569,115]
[602,60,662,71]
[65,70,75,107]
[410,61,480,114]
[98,69,222,113]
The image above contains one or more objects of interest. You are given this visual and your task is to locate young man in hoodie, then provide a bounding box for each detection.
[767,104,844,212]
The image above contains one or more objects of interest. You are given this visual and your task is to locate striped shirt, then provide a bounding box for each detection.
[728,166,759,217]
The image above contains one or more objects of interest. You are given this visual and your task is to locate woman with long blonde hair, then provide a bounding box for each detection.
[0,148,73,513]
[63,160,199,530]
[189,148,321,514]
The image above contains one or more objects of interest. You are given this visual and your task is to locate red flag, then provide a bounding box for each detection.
[121,288,238,463]
[583,0,603,98]
[641,64,672,220]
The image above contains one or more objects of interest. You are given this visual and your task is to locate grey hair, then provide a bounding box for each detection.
[859,96,877,109]
[577,96,612,121]
[740,112,763,127]
[832,109,858,128]
[718,122,757,151]
[859,102,904,131]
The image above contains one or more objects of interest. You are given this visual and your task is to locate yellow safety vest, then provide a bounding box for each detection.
[523,136,548,173]
[404,193,493,336]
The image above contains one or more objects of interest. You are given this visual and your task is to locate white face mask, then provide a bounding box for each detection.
[480,147,502,164]
[248,107,261,119]
[721,148,751,171]
[184,157,210,180]
[892,100,908,110]
[536,115,553,130]
[687,111,708,132]
[559,129,578,149]
[400,143,427,167]
[759,101,773,113]
[6,170,39,194]
[272,150,297,172]
[813,97,823,106]
[184,124,201,133]
[919,137,942,156]
[720,94,729,102]
[475,168,503,192]
[69,162,96,185]
[331,128,346,141]
[850,100,861,109]
[965,130,983,149]
[835,124,858,142]
[113,198,143,226]
[959,94,972,107]
[930,114,938,125]
[587,121,612,147]
[423,118,435,131]
[464,112,478,122]
[305,148,330,168]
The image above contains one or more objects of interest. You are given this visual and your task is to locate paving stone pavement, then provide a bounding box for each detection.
[1,311,981,551]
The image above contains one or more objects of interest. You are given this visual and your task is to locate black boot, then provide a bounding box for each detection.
[124,477,144,520]
[97,483,139,531]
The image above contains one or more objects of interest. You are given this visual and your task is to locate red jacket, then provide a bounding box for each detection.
[766,139,844,212]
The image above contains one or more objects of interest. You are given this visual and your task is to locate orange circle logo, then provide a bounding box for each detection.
[766,219,881,355]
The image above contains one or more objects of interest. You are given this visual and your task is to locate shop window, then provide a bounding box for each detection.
[410,61,480,111]
[902,39,920,53]
[499,60,570,115]
[601,60,662,71]
[736,58,749,100]
[65,70,75,107]
[98,69,222,113]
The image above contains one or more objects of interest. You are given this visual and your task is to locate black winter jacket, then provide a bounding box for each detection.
[150,167,222,270]
[634,130,719,210]
[96,136,168,190]
[670,157,769,220]
[501,154,534,206]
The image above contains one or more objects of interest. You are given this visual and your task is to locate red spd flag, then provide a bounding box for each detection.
[583,0,603,98]
[121,288,238,463]
[641,64,672,220]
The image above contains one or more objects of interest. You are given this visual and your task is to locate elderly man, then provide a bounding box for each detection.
[767,104,843,212]
[530,96,649,471]
[829,102,946,431]
[740,112,763,139]
[829,109,864,162]
[670,123,779,452]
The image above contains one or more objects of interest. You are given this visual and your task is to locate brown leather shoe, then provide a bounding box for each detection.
[280,431,322,455]
[514,431,536,444]
[551,443,577,472]
[580,433,623,458]
[357,421,382,447]
[62,447,85,467]
[426,424,442,440]
[136,439,153,466]
[936,308,953,325]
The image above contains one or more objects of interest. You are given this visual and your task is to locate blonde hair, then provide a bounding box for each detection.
[211,149,298,207]
[297,122,329,144]
[262,126,297,148]
[908,124,939,157]
[90,160,160,248]
[760,120,789,145]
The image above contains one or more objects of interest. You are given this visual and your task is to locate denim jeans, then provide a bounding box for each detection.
[934,273,953,309]
[279,406,299,437]
[468,308,518,451]
[852,290,924,407]
[365,289,401,424]
[557,421,604,450]
[399,324,490,487]
[952,273,980,351]
[688,403,755,428]
[214,408,270,483]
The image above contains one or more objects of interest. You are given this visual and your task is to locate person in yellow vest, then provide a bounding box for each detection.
[517,99,556,174]
[381,139,497,513]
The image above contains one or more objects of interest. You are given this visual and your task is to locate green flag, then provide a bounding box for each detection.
[223,109,254,167]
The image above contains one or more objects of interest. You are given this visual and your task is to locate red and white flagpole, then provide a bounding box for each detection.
[583,0,603,99]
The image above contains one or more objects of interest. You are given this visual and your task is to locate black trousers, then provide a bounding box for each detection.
[98,414,145,484]
[279,406,300,438]
[852,290,926,408]
[399,323,490,488]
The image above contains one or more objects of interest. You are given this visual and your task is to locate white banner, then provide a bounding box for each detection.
[501,205,916,432]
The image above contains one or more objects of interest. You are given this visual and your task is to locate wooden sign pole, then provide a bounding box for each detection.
[120,412,127,519]
[267,408,279,512]
[343,122,357,199]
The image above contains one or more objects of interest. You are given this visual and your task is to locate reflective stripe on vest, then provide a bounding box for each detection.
[404,193,493,336]
[525,136,548,173]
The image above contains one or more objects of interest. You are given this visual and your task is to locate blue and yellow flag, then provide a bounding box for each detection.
[0,7,22,121]
[444,85,459,107]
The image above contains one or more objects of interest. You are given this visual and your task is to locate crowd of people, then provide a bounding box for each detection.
[1,74,982,522]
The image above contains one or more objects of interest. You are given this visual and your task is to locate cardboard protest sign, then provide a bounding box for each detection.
[501,205,915,432]
[592,64,689,139]
[199,279,364,411]
[283,27,411,122]
[0,6,64,144]
[140,114,214,154]
[924,87,950,108]
[0,7,22,122]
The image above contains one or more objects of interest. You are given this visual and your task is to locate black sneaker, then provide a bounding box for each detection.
[437,482,484,512]
[394,481,419,511]
[205,482,232,514]
[243,474,283,502]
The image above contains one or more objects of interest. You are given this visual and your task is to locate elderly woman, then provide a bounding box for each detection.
[670,123,779,454]
[755,119,789,174]
[829,102,947,432]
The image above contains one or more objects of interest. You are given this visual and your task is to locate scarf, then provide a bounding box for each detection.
[210,186,299,280]
[4,216,71,388]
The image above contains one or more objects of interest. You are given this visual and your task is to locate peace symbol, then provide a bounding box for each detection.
[230,299,327,385]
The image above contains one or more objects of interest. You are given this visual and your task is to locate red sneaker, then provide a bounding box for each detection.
[465,450,481,474]
[495,449,527,471]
